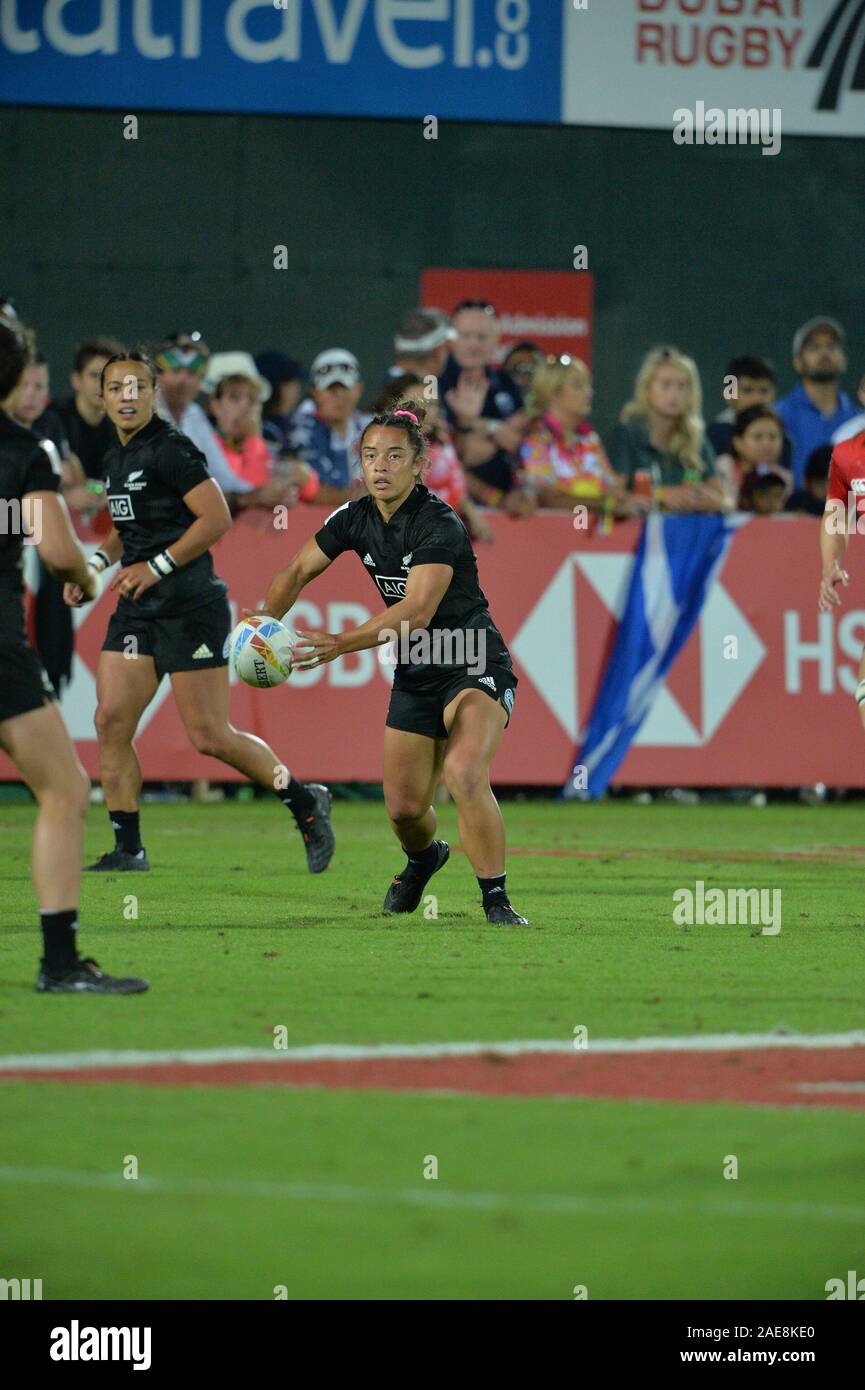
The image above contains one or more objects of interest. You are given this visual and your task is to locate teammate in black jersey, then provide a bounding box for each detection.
[64,354,334,873]
[0,321,147,993]
[259,404,528,925]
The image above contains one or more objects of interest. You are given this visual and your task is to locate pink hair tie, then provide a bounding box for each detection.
[392,409,419,424]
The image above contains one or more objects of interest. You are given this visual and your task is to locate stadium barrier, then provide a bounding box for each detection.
[1,510,861,788]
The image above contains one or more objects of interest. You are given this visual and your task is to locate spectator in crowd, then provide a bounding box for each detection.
[372,374,494,543]
[739,470,787,515]
[786,445,832,516]
[503,340,544,395]
[288,348,370,506]
[707,354,793,473]
[52,336,124,488]
[776,317,859,486]
[608,347,728,512]
[387,308,455,381]
[714,404,792,507]
[831,370,865,445]
[256,350,304,456]
[520,355,647,520]
[438,300,535,515]
[203,351,317,508]
[155,333,286,513]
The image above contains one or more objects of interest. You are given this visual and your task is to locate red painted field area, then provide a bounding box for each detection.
[4,1045,865,1108]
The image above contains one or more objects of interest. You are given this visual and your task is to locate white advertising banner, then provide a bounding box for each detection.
[563,1,865,139]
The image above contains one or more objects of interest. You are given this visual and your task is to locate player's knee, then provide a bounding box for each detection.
[443,754,486,802]
[186,722,229,759]
[94,702,131,744]
[386,794,428,826]
[40,767,89,821]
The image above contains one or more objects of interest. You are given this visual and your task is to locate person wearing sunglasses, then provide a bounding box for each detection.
[287,349,371,508]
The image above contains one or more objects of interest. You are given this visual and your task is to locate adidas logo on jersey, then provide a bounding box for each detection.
[191,644,213,660]
[479,676,496,691]
[363,553,375,565]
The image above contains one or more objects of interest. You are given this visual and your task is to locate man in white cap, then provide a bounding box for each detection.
[776,317,859,487]
[288,349,370,506]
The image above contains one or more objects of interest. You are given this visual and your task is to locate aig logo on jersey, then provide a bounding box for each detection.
[108,494,135,521]
[375,575,407,599]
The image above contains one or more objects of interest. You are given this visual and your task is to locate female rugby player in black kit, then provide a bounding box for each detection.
[0,321,147,993]
[64,353,334,874]
[259,404,529,925]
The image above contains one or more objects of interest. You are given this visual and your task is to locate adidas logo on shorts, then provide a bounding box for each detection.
[192,644,213,660]
[479,676,496,691]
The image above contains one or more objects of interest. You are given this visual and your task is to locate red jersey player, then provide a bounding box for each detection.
[820,430,865,716]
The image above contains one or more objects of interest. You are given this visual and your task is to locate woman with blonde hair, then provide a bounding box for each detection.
[520,355,646,521]
[608,346,728,513]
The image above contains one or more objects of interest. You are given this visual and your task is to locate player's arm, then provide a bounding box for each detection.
[109,479,231,601]
[819,498,850,611]
[819,456,850,612]
[295,563,453,668]
[27,491,97,600]
[260,536,335,620]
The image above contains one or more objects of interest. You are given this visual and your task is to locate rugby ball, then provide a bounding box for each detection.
[227,615,296,689]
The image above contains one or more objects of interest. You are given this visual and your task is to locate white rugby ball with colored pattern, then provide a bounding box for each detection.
[228,615,296,689]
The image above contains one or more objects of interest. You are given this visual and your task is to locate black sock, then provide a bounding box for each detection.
[407,841,440,871]
[277,777,316,820]
[40,909,79,976]
[109,809,142,855]
[478,873,508,907]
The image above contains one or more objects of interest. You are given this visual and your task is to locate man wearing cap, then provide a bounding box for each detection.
[288,349,371,506]
[388,308,455,382]
[776,318,859,487]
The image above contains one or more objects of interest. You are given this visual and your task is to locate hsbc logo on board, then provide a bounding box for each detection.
[511,546,766,748]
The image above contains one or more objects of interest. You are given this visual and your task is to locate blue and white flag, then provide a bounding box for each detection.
[563,513,735,800]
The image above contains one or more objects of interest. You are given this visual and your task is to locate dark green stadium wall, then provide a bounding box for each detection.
[1,107,863,437]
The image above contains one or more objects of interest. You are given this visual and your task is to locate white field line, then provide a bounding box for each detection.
[2,1030,865,1073]
[0,1164,861,1227]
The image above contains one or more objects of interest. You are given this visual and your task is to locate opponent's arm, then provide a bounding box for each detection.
[295,563,453,668]
[261,536,335,620]
[819,496,850,612]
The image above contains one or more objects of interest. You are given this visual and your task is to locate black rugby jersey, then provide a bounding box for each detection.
[314,483,512,687]
[0,409,61,626]
[103,414,227,617]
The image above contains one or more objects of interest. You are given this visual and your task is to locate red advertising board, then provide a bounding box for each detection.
[1,511,862,788]
[420,268,593,364]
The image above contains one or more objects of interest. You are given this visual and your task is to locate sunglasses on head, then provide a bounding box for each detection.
[453,299,497,316]
[315,361,357,378]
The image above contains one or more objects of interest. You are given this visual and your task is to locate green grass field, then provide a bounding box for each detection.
[1,798,864,1300]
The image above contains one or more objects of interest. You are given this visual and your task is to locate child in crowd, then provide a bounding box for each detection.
[716,404,792,508]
